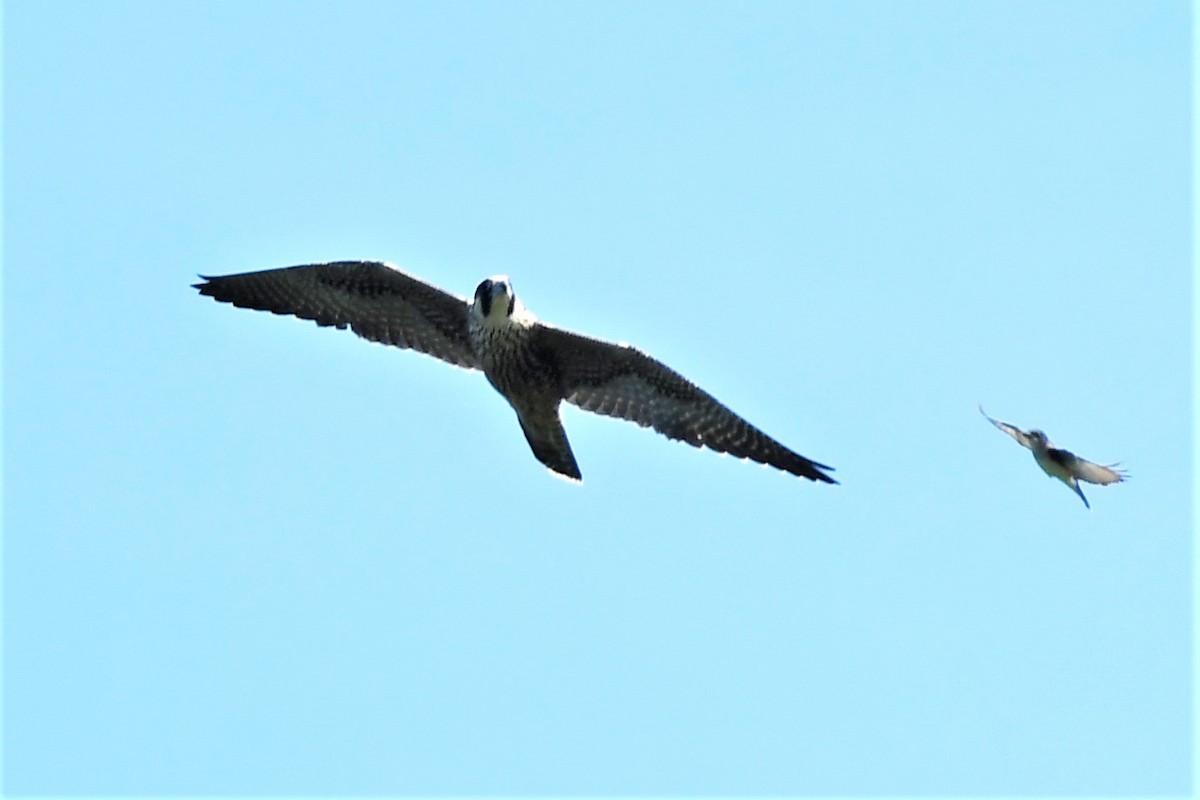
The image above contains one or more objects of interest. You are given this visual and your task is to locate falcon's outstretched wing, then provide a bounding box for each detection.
[978,404,1033,450]
[194,261,479,370]
[532,325,836,483]
[1047,449,1129,486]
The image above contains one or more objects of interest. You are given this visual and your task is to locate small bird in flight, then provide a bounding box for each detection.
[978,404,1126,508]
[194,261,836,485]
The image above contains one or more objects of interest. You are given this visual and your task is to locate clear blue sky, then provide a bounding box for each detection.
[3,0,1192,795]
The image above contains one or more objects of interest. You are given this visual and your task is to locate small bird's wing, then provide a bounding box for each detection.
[1048,448,1129,486]
[978,404,1033,450]
[533,325,836,483]
[194,261,479,369]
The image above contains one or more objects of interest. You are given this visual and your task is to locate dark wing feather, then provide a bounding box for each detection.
[194,261,479,369]
[1049,448,1128,485]
[978,404,1033,450]
[532,325,836,483]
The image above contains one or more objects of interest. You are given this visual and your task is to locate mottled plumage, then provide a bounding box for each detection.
[978,404,1127,508]
[195,261,836,484]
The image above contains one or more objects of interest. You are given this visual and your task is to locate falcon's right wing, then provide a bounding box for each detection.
[194,261,480,370]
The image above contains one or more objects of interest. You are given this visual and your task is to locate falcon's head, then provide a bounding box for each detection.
[472,276,523,323]
[473,276,513,318]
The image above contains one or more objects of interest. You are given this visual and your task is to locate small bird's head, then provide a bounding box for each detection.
[1028,429,1048,446]
[472,276,520,323]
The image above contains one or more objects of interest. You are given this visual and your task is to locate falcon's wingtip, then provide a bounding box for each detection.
[547,467,584,485]
[803,460,838,485]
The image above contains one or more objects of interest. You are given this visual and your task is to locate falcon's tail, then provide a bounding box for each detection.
[515,406,582,483]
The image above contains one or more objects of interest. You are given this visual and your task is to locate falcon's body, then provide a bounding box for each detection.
[195,261,836,484]
[978,405,1126,508]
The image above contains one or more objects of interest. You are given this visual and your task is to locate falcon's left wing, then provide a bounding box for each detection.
[532,325,836,483]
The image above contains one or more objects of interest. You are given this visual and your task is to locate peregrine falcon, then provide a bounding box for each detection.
[978,404,1126,508]
[194,261,836,485]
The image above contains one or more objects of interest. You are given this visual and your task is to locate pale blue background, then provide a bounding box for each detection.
[2,0,1192,796]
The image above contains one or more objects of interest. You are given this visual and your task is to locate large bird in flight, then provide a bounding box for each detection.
[195,261,836,485]
[978,405,1126,508]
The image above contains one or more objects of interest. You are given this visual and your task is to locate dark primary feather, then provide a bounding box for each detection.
[194,261,479,370]
[532,325,837,484]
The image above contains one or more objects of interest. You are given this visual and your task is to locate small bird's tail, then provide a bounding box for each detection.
[1067,477,1091,509]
